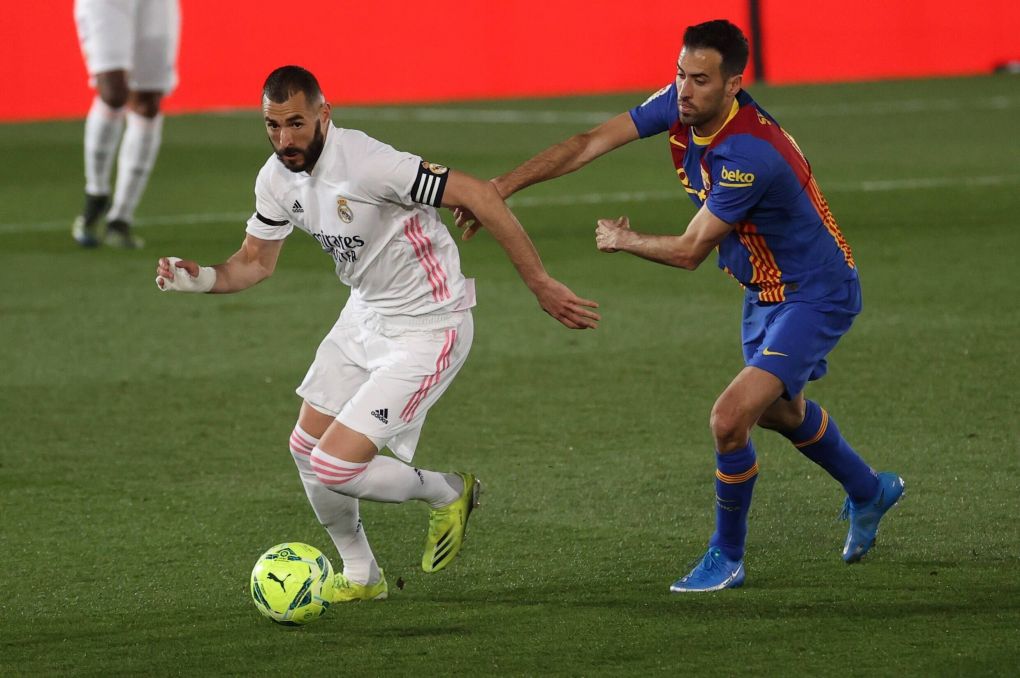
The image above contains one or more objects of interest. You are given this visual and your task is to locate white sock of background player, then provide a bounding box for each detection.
[83,96,125,198]
[107,110,163,224]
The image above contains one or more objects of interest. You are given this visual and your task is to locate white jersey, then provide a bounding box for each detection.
[245,122,475,317]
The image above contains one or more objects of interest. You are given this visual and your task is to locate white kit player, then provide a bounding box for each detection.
[73,0,181,249]
[154,66,601,601]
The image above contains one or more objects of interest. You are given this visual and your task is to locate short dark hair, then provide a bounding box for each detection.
[683,20,749,78]
[262,65,323,104]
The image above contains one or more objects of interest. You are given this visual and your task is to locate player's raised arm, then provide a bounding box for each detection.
[455,112,640,239]
[155,233,284,294]
[494,112,640,199]
[441,170,601,330]
[594,204,734,270]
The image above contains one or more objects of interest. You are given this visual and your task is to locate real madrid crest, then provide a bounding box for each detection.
[422,161,449,175]
[336,197,354,223]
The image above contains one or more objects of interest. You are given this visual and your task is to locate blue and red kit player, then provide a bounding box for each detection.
[456,19,905,592]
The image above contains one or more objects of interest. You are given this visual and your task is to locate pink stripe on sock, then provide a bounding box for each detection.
[311,453,354,472]
[290,434,314,455]
[292,429,316,446]
[312,466,365,485]
[310,450,368,486]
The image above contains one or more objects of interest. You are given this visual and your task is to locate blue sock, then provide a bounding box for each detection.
[708,441,758,562]
[782,400,879,505]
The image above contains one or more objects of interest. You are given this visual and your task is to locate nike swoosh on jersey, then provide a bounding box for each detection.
[762,347,788,357]
[669,134,687,149]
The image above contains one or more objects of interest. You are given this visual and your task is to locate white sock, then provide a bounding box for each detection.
[310,447,461,508]
[290,426,380,586]
[107,111,164,223]
[83,96,125,196]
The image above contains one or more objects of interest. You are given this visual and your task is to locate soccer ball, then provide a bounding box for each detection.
[250,542,335,625]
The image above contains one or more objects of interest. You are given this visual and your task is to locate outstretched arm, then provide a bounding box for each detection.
[441,170,600,329]
[594,204,734,270]
[493,112,640,198]
[156,234,284,294]
[455,113,640,239]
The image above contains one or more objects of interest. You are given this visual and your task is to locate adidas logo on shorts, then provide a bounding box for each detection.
[292,200,304,213]
[371,408,389,424]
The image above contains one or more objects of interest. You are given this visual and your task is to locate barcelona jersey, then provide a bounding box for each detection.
[629,84,856,303]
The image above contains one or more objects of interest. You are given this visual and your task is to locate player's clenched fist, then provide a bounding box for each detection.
[155,256,217,293]
[595,216,632,253]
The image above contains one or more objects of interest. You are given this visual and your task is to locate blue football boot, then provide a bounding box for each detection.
[670,547,745,593]
[841,471,905,563]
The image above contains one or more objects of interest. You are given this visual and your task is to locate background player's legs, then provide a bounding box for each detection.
[759,395,879,504]
[291,403,380,586]
[104,90,164,248]
[100,0,179,247]
[74,70,127,247]
[310,420,462,508]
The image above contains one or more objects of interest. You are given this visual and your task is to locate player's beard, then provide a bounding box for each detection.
[679,89,727,130]
[679,102,717,129]
[275,120,326,173]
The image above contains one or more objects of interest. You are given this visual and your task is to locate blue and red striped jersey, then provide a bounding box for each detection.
[630,86,856,302]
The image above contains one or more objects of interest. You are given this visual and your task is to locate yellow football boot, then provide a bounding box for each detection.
[332,569,388,602]
[421,472,482,573]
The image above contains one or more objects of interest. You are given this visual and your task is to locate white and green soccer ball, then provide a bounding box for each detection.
[250,542,334,625]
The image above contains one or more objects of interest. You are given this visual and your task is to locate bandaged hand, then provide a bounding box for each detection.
[155,256,216,293]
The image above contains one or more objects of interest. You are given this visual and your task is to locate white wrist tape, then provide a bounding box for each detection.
[156,257,217,293]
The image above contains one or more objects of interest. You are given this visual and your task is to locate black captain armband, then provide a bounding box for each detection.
[410,161,450,207]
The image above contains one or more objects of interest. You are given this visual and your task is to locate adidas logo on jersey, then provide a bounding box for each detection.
[371,408,389,424]
[292,200,304,213]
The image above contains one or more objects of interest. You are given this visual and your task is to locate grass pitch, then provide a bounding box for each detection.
[1,75,1018,676]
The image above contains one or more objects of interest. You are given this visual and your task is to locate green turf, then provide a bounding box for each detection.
[1,75,1018,676]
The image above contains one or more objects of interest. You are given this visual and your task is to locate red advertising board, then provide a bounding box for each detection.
[1,0,1014,121]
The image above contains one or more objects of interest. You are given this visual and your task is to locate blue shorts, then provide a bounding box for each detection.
[742,277,862,399]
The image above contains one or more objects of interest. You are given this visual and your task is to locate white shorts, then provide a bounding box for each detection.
[296,302,474,462]
[74,0,181,93]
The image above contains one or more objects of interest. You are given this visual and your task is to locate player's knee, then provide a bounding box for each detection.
[98,87,129,110]
[758,413,791,432]
[758,399,806,432]
[95,75,129,109]
[710,403,749,452]
[129,92,163,118]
